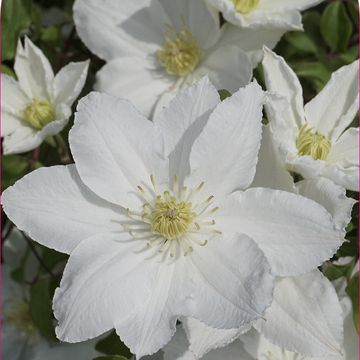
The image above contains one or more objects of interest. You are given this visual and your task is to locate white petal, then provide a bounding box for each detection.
[304,60,359,140]
[193,46,253,93]
[328,127,359,167]
[254,270,344,357]
[158,0,221,49]
[189,81,264,196]
[251,125,295,192]
[218,188,343,276]
[1,165,123,254]
[341,297,358,360]
[52,60,89,106]
[69,92,167,208]
[183,317,250,359]
[321,163,359,192]
[287,153,325,178]
[184,233,274,330]
[1,74,29,115]
[73,0,168,60]
[1,112,24,138]
[260,0,324,11]
[262,47,304,130]
[218,24,285,67]
[14,37,54,99]
[154,76,220,183]
[95,57,174,118]
[296,178,356,232]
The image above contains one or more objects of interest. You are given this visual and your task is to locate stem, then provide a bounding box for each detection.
[55,134,72,164]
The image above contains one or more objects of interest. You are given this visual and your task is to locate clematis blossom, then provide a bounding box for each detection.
[1,37,89,155]
[206,0,324,30]
[262,47,359,191]
[73,0,284,118]
[2,78,345,358]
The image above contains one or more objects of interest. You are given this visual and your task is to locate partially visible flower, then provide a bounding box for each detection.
[2,78,344,358]
[262,47,359,191]
[1,37,89,154]
[73,0,285,118]
[206,0,324,29]
[2,228,99,360]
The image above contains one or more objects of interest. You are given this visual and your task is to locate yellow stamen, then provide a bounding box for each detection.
[296,124,331,160]
[157,26,202,77]
[24,99,55,130]
[232,0,259,14]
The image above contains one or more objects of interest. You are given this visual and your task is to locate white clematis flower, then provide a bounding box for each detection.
[73,0,284,118]
[2,228,100,360]
[262,48,359,191]
[2,78,345,358]
[206,0,324,30]
[1,37,89,155]
[164,125,355,360]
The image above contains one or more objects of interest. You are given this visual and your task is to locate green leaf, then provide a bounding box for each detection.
[2,155,29,189]
[41,247,68,269]
[30,278,57,341]
[218,89,231,101]
[41,26,62,46]
[96,331,132,358]
[291,62,331,86]
[337,235,358,258]
[320,1,353,52]
[93,356,129,360]
[346,273,359,332]
[2,64,16,78]
[323,259,355,281]
[2,0,32,60]
[285,32,318,54]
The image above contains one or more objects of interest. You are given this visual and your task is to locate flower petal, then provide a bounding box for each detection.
[189,81,264,196]
[262,47,304,130]
[52,60,89,107]
[1,112,24,138]
[218,24,285,67]
[182,317,250,359]
[69,92,167,208]
[321,163,359,192]
[154,76,220,183]
[328,127,359,167]
[218,188,343,276]
[296,177,356,232]
[260,0,324,11]
[158,0,221,49]
[1,165,123,254]
[251,125,295,192]
[194,46,253,93]
[254,270,344,357]
[95,57,174,118]
[73,0,168,60]
[304,60,359,140]
[14,37,54,99]
[184,233,274,330]
[1,74,29,114]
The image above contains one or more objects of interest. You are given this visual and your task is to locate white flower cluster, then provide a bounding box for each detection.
[1,0,358,360]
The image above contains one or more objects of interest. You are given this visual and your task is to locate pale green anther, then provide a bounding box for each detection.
[296,124,332,161]
[232,0,260,14]
[24,99,55,130]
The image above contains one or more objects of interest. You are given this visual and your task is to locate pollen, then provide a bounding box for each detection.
[157,26,202,77]
[296,124,331,161]
[232,0,260,14]
[24,99,55,130]
[151,194,196,240]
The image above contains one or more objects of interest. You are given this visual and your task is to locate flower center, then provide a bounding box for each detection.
[4,300,36,334]
[232,0,260,14]
[124,175,221,259]
[296,124,331,160]
[157,26,202,77]
[24,99,55,130]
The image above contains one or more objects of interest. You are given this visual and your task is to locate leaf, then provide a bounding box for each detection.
[337,235,358,258]
[93,356,129,360]
[2,155,29,190]
[30,278,57,341]
[320,1,353,52]
[41,246,68,269]
[285,32,318,54]
[291,62,331,86]
[2,64,16,78]
[323,259,355,281]
[96,331,132,358]
[218,89,231,101]
[346,273,359,332]
[41,26,62,47]
[2,0,32,60]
